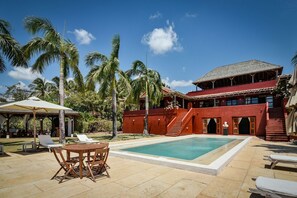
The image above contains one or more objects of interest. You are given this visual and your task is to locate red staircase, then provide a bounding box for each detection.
[166,111,187,136]
[266,107,288,141]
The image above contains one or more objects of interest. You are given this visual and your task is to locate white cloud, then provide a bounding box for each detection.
[182,66,186,72]
[185,12,197,18]
[142,21,183,54]
[15,81,29,90]
[69,29,95,45]
[162,77,193,88]
[8,67,43,81]
[66,77,74,82]
[149,11,162,20]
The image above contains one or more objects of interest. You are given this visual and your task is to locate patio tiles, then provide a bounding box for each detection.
[226,160,250,170]
[157,179,207,198]
[123,179,171,197]
[153,168,194,185]
[217,166,247,182]
[0,137,297,198]
[246,166,275,178]
[28,183,91,198]
[199,177,242,198]
[0,182,42,198]
[72,182,129,198]
[114,171,158,188]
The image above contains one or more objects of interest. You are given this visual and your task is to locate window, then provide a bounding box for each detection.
[266,96,273,108]
[245,97,251,104]
[251,97,258,104]
[227,99,238,106]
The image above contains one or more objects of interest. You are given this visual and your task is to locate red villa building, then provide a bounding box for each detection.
[123,60,289,141]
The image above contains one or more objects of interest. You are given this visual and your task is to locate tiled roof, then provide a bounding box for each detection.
[187,80,276,100]
[193,60,282,84]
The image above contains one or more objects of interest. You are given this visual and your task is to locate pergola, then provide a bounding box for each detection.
[0,109,79,137]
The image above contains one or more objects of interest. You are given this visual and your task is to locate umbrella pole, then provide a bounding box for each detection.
[33,109,36,150]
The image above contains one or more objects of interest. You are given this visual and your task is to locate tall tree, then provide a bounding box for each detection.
[4,82,31,101]
[0,19,27,72]
[292,52,297,66]
[85,34,130,138]
[23,17,83,143]
[126,60,163,135]
[29,77,55,100]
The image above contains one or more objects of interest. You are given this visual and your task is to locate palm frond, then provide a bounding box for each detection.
[85,52,108,66]
[32,51,59,73]
[0,54,5,72]
[292,52,297,66]
[0,19,11,35]
[22,37,56,59]
[24,17,61,44]
[0,34,27,67]
[110,34,120,59]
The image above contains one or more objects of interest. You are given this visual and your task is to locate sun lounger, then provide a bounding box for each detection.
[249,176,297,198]
[76,134,99,144]
[265,154,297,169]
[0,145,3,155]
[38,135,63,152]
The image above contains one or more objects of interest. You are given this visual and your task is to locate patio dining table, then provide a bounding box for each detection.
[64,143,106,179]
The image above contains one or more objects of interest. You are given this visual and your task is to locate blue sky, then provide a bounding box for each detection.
[1,0,297,94]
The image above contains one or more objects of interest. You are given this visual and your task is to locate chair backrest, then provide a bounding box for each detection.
[52,147,69,168]
[91,147,110,166]
[38,135,54,145]
[76,134,89,142]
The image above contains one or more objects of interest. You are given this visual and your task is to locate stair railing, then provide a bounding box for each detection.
[166,117,177,133]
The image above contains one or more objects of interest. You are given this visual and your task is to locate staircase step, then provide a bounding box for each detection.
[266,107,287,142]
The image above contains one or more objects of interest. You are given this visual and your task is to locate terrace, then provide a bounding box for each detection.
[0,136,296,197]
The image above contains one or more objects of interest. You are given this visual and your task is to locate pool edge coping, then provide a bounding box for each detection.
[110,135,252,175]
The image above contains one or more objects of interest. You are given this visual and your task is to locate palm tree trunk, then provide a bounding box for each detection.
[112,86,117,138]
[143,81,149,135]
[59,60,65,143]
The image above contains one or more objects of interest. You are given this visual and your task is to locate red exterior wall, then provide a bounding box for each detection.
[192,104,267,136]
[123,109,176,135]
[123,103,267,136]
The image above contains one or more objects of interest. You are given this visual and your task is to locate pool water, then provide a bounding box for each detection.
[121,137,236,160]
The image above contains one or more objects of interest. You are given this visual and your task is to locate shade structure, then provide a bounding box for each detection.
[0,97,72,148]
[286,109,297,135]
[286,66,297,135]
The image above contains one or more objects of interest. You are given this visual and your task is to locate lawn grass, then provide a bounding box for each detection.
[0,132,159,153]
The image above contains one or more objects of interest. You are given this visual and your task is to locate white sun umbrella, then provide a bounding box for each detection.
[0,97,72,148]
[286,66,297,135]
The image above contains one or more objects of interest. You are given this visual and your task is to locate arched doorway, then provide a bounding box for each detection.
[239,117,250,134]
[207,118,217,134]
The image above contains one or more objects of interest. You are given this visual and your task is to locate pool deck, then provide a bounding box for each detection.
[0,136,297,198]
[111,135,251,175]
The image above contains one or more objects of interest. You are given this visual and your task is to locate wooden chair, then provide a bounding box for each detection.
[51,148,79,183]
[89,142,110,169]
[86,147,110,182]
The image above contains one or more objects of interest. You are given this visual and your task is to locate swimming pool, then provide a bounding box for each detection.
[121,137,236,160]
[110,135,251,175]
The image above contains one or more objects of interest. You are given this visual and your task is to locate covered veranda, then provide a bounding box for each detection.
[0,109,79,138]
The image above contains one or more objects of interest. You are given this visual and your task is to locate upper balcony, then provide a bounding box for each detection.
[187,80,277,99]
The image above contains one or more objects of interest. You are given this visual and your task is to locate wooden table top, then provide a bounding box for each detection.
[64,143,106,152]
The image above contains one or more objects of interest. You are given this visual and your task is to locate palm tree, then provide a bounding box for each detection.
[85,34,130,138]
[0,19,27,72]
[23,17,84,143]
[29,77,55,100]
[292,52,297,66]
[126,60,163,135]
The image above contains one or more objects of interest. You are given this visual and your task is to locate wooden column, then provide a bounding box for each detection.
[251,74,255,83]
[182,98,185,109]
[230,77,234,86]
[212,81,215,89]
